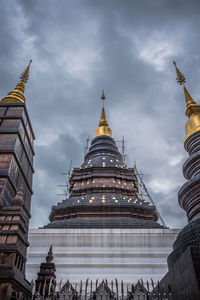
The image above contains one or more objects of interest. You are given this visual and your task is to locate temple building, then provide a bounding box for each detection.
[1,60,200,299]
[26,89,178,285]
[45,91,164,230]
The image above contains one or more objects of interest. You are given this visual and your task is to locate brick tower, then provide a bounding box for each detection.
[0,61,35,300]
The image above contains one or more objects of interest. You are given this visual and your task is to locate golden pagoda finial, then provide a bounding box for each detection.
[20,59,32,83]
[173,61,186,85]
[101,90,105,100]
[173,61,200,141]
[173,61,197,117]
[95,90,112,137]
[0,59,32,103]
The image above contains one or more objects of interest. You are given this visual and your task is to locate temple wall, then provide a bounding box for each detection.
[26,228,179,285]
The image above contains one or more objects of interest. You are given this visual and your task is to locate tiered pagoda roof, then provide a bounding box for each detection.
[44,92,163,229]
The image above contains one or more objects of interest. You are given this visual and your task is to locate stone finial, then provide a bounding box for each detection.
[12,190,24,207]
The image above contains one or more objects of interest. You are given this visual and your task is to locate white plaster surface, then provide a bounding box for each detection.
[26,228,179,284]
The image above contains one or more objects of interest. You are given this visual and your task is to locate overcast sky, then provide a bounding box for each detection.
[1,0,200,228]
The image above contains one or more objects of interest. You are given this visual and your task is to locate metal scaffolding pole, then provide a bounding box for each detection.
[134,164,167,228]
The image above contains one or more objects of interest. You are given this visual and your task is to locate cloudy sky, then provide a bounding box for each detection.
[1,0,200,228]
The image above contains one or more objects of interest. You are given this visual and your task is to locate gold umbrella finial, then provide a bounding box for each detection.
[173,61,186,85]
[173,61,200,142]
[101,90,105,100]
[173,61,197,117]
[95,90,112,137]
[0,59,32,103]
[20,59,32,83]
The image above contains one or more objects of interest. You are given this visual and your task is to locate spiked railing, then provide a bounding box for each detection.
[31,278,172,300]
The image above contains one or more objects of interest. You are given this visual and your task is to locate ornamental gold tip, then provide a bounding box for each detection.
[20,59,32,83]
[0,60,32,103]
[173,62,200,142]
[101,90,105,100]
[173,61,186,85]
[95,90,112,137]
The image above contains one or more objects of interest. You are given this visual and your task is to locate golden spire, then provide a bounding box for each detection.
[173,61,200,141]
[173,61,197,117]
[0,59,32,103]
[95,90,112,137]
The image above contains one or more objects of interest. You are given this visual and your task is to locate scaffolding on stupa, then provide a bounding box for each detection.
[57,136,167,228]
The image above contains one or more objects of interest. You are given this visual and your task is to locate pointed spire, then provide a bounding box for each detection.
[99,90,108,127]
[0,59,32,103]
[173,61,197,117]
[95,90,112,137]
[35,244,56,298]
[173,61,200,141]
[20,59,32,82]
[173,61,186,85]
[46,245,53,263]
[101,89,105,100]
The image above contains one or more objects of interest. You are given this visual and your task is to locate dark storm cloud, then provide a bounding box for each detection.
[1,0,200,227]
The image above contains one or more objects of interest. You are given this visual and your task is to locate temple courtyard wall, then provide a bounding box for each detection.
[26,228,179,285]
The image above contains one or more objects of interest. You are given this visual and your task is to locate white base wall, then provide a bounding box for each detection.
[26,228,179,285]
